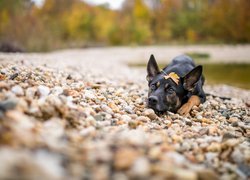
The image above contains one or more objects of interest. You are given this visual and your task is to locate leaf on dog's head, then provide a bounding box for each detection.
[164,72,180,84]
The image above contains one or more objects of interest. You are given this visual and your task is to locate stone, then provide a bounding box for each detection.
[26,87,37,98]
[0,149,64,180]
[63,89,78,97]
[79,126,96,136]
[124,106,134,114]
[210,100,219,107]
[11,85,24,96]
[173,168,198,180]
[0,99,17,113]
[222,132,237,141]
[208,126,218,135]
[51,86,64,96]
[143,109,157,120]
[238,163,250,178]
[130,157,150,177]
[0,81,9,89]
[83,107,96,116]
[9,73,19,80]
[85,116,97,126]
[196,115,203,121]
[206,142,221,152]
[108,102,119,113]
[228,117,239,123]
[148,146,161,160]
[185,119,192,126]
[0,74,6,80]
[84,90,96,99]
[101,105,113,114]
[37,85,50,97]
[231,148,244,164]
[222,139,240,148]
[114,148,139,170]
[197,169,219,180]
[94,114,104,121]
[136,116,150,122]
[120,115,131,122]
[128,121,138,129]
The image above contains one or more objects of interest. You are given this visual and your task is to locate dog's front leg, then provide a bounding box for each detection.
[177,95,201,116]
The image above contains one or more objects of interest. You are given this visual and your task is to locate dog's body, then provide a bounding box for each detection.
[146,54,206,115]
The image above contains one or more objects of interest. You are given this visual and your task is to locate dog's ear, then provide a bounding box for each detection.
[147,54,160,82]
[183,65,202,91]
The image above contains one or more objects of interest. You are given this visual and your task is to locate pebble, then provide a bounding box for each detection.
[174,169,197,180]
[0,81,9,89]
[108,102,119,113]
[0,99,17,113]
[130,157,150,177]
[128,121,138,129]
[148,146,161,160]
[114,148,139,170]
[11,85,24,96]
[185,119,192,126]
[136,116,150,122]
[94,114,104,121]
[197,169,218,180]
[196,115,203,121]
[228,117,239,123]
[143,109,157,120]
[222,139,240,148]
[84,90,96,99]
[51,86,64,96]
[124,106,134,114]
[120,115,131,122]
[231,148,244,164]
[101,105,113,114]
[37,85,50,97]
[208,126,218,135]
[79,126,96,136]
[210,100,219,107]
[207,142,221,152]
[9,73,19,80]
[26,87,37,98]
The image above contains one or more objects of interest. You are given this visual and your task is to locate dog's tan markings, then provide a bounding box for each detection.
[177,95,200,116]
[156,81,160,87]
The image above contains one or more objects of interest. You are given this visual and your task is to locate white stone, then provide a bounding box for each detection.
[131,157,150,177]
[11,85,24,96]
[84,90,96,99]
[38,85,50,97]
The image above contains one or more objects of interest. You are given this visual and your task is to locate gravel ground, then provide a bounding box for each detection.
[0,49,249,180]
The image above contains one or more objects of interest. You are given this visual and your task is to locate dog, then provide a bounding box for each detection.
[146,54,206,116]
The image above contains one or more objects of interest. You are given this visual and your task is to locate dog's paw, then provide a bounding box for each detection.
[177,103,192,116]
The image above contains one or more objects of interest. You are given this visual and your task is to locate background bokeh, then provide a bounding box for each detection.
[0,0,250,52]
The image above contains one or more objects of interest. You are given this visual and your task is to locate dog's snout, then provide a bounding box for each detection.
[148,96,158,105]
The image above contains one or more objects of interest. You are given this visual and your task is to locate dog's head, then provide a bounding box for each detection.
[146,55,202,114]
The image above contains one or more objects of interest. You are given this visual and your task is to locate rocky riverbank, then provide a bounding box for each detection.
[0,51,249,180]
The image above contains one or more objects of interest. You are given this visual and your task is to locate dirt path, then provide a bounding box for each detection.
[0,48,249,179]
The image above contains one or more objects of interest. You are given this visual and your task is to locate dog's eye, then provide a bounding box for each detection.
[167,88,174,93]
[150,84,156,91]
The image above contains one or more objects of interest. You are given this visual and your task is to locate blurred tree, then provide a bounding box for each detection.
[119,0,152,45]
[0,0,249,51]
[205,0,250,43]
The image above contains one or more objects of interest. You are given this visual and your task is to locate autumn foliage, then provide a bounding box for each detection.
[0,0,250,51]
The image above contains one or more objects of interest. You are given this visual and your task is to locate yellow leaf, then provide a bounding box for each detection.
[164,72,180,84]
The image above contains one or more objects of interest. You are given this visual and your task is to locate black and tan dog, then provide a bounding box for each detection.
[146,54,206,116]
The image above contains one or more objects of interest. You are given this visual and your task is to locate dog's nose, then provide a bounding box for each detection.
[148,96,158,105]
